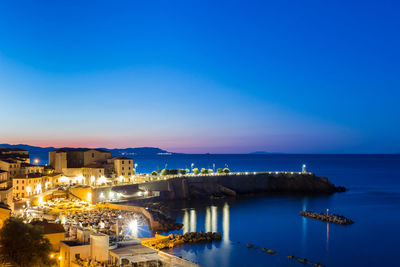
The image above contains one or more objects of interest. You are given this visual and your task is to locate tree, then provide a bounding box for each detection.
[151,171,158,176]
[223,168,230,174]
[178,169,186,175]
[217,168,223,174]
[208,169,213,173]
[192,168,200,175]
[185,168,190,174]
[0,218,55,267]
[161,169,169,176]
[201,168,208,174]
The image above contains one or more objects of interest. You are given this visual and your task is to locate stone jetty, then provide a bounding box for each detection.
[300,211,354,225]
[142,231,222,250]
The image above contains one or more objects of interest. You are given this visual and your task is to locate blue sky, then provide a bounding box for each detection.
[0,0,399,153]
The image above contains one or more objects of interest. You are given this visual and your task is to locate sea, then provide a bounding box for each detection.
[130,154,400,267]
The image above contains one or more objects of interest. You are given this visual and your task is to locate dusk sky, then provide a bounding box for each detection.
[0,0,399,153]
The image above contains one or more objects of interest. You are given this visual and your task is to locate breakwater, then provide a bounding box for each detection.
[137,172,345,200]
[300,211,354,225]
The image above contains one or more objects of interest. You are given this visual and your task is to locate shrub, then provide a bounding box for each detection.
[151,171,158,176]
[217,168,223,174]
[223,168,230,173]
[201,168,208,174]
[192,168,200,175]
[161,169,169,176]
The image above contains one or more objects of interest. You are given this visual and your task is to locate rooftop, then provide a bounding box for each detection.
[112,156,132,160]
[0,148,28,152]
[51,148,111,153]
[61,240,87,247]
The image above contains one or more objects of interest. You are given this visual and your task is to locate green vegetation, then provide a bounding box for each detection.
[0,218,55,267]
[192,168,200,175]
[217,168,223,174]
[201,168,208,174]
[208,169,213,173]
[151,171,158,176]
[160,169,188,176]
[223,168,230,173]
[178,169,187,175]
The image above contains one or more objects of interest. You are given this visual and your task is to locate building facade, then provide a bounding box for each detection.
[12,173,48,199]
[49,148,112,173]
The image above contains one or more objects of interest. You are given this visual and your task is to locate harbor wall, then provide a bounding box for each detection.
[86,172,342,203]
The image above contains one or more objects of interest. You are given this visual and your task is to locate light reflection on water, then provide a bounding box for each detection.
[181,203,230,238]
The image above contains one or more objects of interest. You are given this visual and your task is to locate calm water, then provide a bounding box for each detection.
[133,154,400,267]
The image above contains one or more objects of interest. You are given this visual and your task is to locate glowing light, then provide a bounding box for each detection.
[74,175,84,184]
[60,176,69,183]
[211,206,217,232]
[100,221,105,229]
[117,193,122,198]
[109,191,115,199]
[26,186,31,193]
[183,209,189,234]
[38,196,44,206]
[205,207,211,233]
[99,192,105,199]
[50,254,54,258]
[223,203,230,244]
[58,256,62,260]
[90,176,95,184]
[129,220,138,237]
[34,158,39,165]
[36,183,41,193]
[119,176,124,183]
[86,192,92,203]
[190,209,197,232]
[97,176,107,185]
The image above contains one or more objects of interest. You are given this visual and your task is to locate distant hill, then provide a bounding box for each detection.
[0,144,172,163]
[249,151,284,155]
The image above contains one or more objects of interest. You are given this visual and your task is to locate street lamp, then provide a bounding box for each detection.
[34,158,39,165]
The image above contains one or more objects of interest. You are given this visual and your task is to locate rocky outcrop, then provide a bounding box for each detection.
[300,211,354,225]
[142,232,222,250]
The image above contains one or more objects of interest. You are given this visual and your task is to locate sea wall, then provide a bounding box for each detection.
[137,172,343,200]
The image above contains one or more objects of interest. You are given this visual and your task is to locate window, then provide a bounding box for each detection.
[92,153,94,158]
[129,167,131,170]
[128,172,131,176]
[122,167,124,170]
[122,161,124,164]
[22,193,24,197]
[22,186,24,190]
[122,172,125,176]
[22,180,24,184]
[16,186,18,190]
[16,180,19,184]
